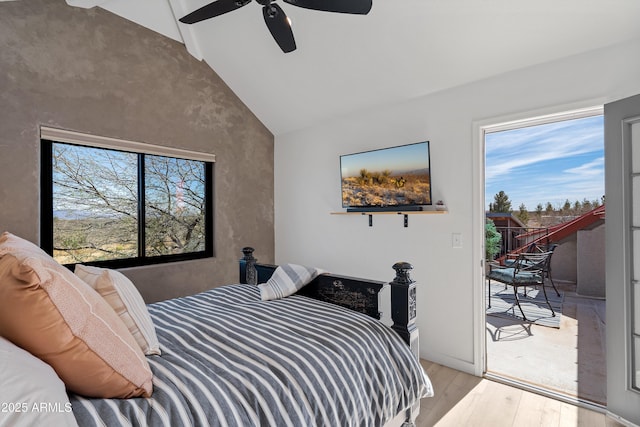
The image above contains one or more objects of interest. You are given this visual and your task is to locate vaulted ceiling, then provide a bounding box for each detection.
[66,0,640,135]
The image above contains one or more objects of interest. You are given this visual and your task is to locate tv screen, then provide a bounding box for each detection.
[340,141,431,210]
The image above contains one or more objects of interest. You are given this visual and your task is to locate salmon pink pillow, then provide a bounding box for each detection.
[0,232,153,398]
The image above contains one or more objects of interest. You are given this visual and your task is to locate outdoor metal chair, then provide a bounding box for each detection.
[487,251,556,320]
[503,243,560,297]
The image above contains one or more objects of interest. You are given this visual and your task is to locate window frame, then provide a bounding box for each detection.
[40,131,214,269]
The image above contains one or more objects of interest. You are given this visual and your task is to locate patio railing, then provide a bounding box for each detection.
[495,226,551,257]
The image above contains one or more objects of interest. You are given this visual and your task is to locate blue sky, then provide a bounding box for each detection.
[485,115,604,211]
[341,141,429,177]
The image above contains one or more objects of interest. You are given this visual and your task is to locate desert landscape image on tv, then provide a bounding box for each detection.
[341,142,431,208]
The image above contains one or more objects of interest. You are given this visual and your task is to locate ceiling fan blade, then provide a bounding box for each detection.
[179,0,251,24]
[262,3,296,53]
[282,0,372,14]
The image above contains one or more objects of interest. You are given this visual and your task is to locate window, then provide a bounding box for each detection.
[40,128,213,268]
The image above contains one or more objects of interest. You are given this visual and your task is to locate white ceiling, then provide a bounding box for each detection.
[68,0,640,135]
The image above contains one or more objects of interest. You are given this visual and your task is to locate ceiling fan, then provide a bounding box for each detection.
[179,0,373,53]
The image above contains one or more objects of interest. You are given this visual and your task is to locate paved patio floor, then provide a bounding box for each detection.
[486,280,606,406]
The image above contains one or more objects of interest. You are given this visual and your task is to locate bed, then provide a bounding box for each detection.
[0,234,433,427]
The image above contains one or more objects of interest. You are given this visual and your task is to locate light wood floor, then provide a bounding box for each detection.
[415,360,623,427]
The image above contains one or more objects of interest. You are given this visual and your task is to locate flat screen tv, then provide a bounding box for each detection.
[340,141,431,211]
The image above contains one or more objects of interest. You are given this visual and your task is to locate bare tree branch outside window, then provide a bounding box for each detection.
[51,143,206,264]
[145,155,205,256]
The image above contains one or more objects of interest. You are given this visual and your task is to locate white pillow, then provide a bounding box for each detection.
[258,263,320,301]
[74,265,161,356]
[0,336,78,427]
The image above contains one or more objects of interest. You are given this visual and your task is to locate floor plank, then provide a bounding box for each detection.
[415,360,622,427]
[512,391,562,427]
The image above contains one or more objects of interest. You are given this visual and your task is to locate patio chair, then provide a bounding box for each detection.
[487,250,556,320]
[504,243,560,297]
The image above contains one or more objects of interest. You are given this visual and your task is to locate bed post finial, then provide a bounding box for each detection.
[240,247,258,285]
[390,262,419,360]
[242,247,255,259]
[392,262,413,284]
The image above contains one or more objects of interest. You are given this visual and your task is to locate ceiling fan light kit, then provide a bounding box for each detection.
[179,0,373,53]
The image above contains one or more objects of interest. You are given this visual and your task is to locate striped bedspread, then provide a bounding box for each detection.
[69,284,433,427]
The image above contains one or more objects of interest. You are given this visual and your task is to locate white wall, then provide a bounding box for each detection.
[274,38,640,374]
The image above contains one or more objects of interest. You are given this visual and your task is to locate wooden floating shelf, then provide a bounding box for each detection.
[330,210,447,215]
[330,210,448,227]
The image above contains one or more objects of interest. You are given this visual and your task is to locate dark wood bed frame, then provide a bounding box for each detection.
[239,247,419,359]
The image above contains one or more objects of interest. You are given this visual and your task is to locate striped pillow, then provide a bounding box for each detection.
[75,265,161,356]
[258,263,320,301]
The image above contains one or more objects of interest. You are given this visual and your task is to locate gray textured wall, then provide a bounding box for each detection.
[0,0,274,302]
[551,235,577,283]
[577,223,605,297]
